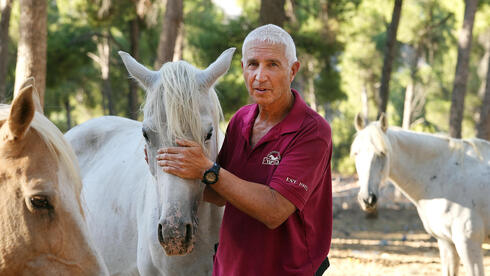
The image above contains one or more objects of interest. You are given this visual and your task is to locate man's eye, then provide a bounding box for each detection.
[205,127,213,141]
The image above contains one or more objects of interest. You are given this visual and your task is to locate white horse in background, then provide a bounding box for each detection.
[0,80,108,275]
[65,48,235,275]
[351,113,490,276]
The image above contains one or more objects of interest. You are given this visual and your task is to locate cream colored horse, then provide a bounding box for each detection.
[0,80,108,275]
[351,114,490,276]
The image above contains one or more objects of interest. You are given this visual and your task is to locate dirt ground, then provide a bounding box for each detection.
[325,176,490,276]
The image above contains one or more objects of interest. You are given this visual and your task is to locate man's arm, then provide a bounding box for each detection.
[157,139,296,229]
[203,185,226,206]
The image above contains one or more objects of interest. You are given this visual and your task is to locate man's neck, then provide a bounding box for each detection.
[256,90,294,125]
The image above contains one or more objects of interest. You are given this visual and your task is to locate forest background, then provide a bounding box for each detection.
[1,0,490,175]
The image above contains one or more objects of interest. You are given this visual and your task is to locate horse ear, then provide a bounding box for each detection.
[354,113,365,131]
[118,51,159,90]
[197,48,236,89]
[16,77,43,113]
[7,84,36,140]
[379,112,388,132]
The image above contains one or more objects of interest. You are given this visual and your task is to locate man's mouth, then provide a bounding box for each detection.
[254,88,270,93]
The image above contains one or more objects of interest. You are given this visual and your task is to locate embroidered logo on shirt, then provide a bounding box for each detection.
[262,151,281,165]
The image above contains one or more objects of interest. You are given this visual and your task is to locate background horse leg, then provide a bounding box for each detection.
[437,239,459,276]
[453,238,484,276]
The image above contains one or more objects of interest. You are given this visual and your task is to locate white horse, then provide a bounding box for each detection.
[351,113,490,276]
[0,80,108,275]
[65,48,235,275]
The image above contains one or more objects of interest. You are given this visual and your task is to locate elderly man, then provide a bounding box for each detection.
[156,24,332,276]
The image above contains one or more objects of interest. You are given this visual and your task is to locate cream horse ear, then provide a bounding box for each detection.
[118,51,160,90]
[7,84,36,140]
[197,48,236,89]
[14,77,43,113]
[379,112,388,132]
[354,113,365,131]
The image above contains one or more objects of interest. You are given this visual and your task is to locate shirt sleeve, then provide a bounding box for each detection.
[269,129,331,211]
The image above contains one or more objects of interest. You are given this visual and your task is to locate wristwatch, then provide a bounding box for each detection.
[202,163,220,185]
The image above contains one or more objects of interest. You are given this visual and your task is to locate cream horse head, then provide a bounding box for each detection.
[0,80,108,275]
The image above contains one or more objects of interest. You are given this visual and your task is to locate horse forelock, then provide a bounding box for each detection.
[352,122,392,157]
[143,61,222,152]
[0,105,83,200]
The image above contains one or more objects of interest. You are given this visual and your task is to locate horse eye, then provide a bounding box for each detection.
[142,128,149,141]
[205,127,213,141]
[30,195,52,210]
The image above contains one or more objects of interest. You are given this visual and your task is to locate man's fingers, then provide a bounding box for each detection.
[158,147,180,154]
[176,139,199,147]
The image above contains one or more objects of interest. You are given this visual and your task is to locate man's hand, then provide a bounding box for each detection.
[156,139,213,180]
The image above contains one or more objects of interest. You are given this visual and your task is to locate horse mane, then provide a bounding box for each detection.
[351,121,392,157]
[143,61,223,151]
[0,104,82,198]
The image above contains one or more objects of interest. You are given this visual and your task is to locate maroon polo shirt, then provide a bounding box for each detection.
[213,89,332,276]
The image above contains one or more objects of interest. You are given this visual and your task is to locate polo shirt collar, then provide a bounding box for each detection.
[241,89,307,143]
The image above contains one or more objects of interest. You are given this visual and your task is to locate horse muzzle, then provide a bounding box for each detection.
[158,218,196,256]
[358,192,378,211]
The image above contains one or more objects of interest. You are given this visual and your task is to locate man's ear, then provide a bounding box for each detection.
[290,61,300,83]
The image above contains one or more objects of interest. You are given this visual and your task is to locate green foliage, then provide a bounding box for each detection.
[4,0,487,174]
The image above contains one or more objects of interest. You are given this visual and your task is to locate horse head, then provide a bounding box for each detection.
[0,81,108,275]
[351,113,391,212]
[119,48,234,256]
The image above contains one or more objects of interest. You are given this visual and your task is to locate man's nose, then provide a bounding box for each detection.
[255,65,267,81]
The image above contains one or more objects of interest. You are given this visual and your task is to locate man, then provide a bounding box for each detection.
[155,24,332,276]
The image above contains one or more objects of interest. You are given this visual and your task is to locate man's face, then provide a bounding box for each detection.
[241,42,299,107]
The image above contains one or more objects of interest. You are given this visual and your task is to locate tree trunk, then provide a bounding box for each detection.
[304,60,317,111]
[377,0,403,118]
[260,0,286,27]
[64,97,72,130]
[0,0,13,103]
[402,82,414,129]
[476,52,490,140]
[99,33,113,115]
[154,0,183,68]
[88,31,113,115]
[402,46,421,129]
[172,24,184,61]
[361,84,369,122]
[449,0,478,138]
[13,0,47,111]
[128,18,141,120]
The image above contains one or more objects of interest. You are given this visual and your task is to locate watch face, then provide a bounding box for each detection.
[205,172,217,183]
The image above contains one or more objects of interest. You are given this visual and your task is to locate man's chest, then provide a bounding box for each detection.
[223,132,294,185]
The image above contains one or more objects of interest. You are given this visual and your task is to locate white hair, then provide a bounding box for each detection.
[143,61,222,153]
[242,24,297,66]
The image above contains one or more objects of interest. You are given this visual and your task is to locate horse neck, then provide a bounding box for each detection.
[385,128,449,204]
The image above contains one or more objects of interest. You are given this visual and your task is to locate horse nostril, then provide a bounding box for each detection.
[185,224,192,244]
[158,224,163,243]
[369,193,377,205]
